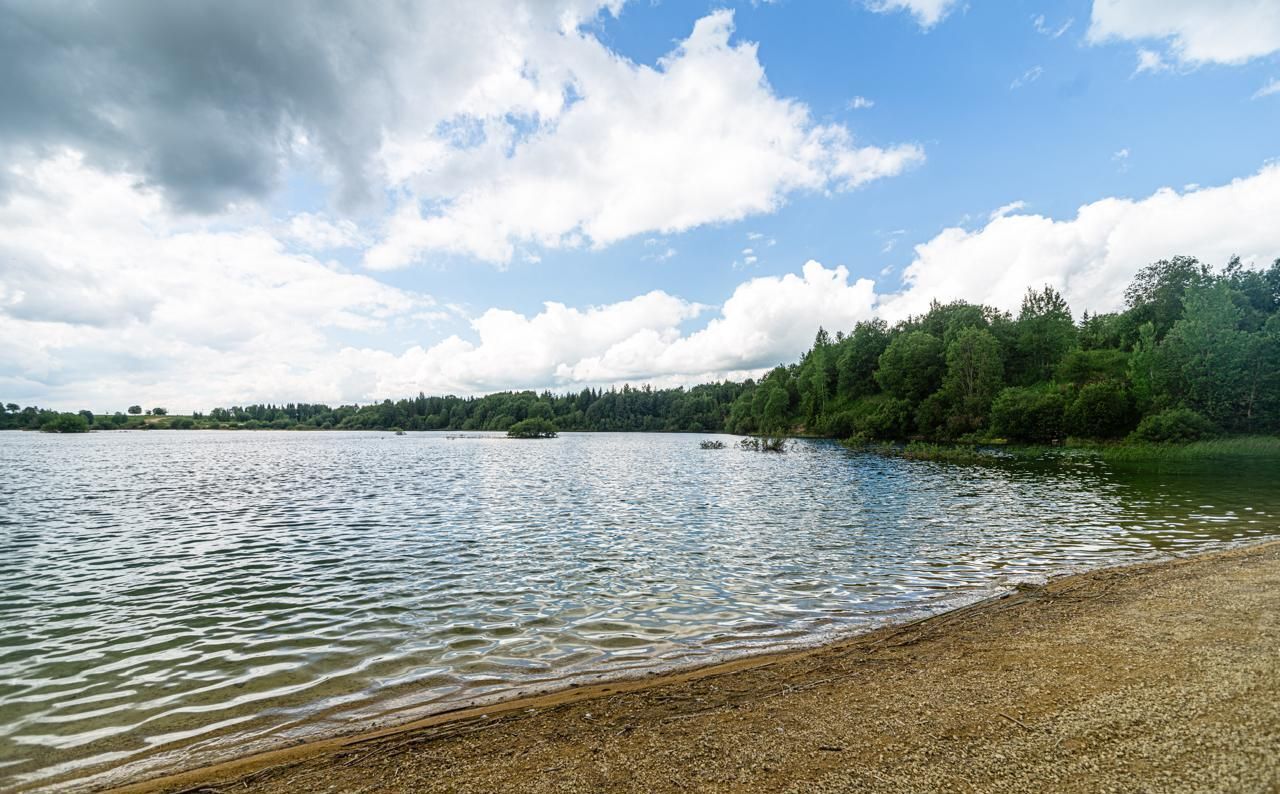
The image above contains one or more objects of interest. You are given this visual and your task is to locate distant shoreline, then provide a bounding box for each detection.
[104,538,1280,794]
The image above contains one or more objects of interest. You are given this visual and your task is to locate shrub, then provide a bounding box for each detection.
[989,387,1066,443]
[507,418,558,438]
[40,413,90,433]
[820,410,857,439]
[167,417,196,429]
[914,392,950,439]
[1065,381,1136,439]
[843,396,913,441]
[699,440,726,449]
[1128,408,1217,444]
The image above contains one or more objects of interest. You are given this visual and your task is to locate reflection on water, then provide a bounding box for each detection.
[0,431,1276,791]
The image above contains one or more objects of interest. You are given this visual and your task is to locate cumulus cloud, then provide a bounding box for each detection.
[865,0,959,29]
[363,11,924,268]
[358,261,879,396]
[0,154,429,409]
[0,0,625,213]
[1088,0,1280,66]
[1,158,886,407]
[1,4,922,273]
[9,154,1279,411]
[879,163,1280,320]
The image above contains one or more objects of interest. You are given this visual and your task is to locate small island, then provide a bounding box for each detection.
[506,418,558,438]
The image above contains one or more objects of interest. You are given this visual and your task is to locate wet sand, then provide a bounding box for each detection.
[112,540,1280,793]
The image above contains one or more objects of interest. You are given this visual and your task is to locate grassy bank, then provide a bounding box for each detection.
[844,435,1280,464]
[1094,435,1280,463]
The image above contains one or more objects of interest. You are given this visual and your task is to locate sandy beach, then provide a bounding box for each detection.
[111,540,1280,794]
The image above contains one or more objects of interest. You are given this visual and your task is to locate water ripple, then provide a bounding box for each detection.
[0,430,1276,792]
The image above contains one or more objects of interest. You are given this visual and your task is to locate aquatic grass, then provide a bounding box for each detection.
[1098,436,1280,463]
[842,441,994,464]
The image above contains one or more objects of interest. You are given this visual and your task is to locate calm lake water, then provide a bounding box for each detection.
[2,431,1278,791]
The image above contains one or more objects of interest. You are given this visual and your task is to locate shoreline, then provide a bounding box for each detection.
[104,538,1280,793]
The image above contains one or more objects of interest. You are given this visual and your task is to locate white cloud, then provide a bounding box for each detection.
[643,246,677,263]
[11,155,1280,410]
[1134,48,1169,74]
[866,0,959,29]
[364,11,923,268]
[281,213,367,251]
[989,200,1026,220]
[339,261,879,396]
[1033,14,1074,39]
[1089,0,1280,66]
[848,95,876,109]
[1255,78,1280,99]
[0,154,429,410]
[879,163,1280,320]
[1010,66,1044,90]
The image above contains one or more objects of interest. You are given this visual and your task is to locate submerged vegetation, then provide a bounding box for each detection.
[699,439,727,449]
[740,436,789,453]
[6,255,1278,453]
[844,441,988,464]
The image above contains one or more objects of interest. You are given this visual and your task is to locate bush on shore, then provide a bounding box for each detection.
[1128,408,1217,444]
[989,387,1066,443]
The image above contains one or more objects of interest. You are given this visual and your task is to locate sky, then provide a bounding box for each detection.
[2,0,1279,412]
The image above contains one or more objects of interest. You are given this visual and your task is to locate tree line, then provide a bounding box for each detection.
[726,255,1280,443]
[7,255,1278,442]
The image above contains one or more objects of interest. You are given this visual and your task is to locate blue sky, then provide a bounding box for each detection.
[2,0,1279,410]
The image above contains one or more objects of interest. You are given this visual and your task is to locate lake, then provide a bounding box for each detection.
[2,430,1277,792]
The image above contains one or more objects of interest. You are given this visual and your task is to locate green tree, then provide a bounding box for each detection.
[127,405,142,414]
[1127,322,1162,414]
[1158,282,1247,429]
[1010,285,1075,384]
[761,386,790,434]
[875,331,944,403]
[1065,381,1136,439]
[940,327,1004,432]
[1240,314,1280,431]
[1124,255,1211,338]
[151,407,168,416]
[835,319,890,400]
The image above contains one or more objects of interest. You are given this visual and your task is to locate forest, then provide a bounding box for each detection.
[726,255,1280,444]
[5,255,1278,444]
